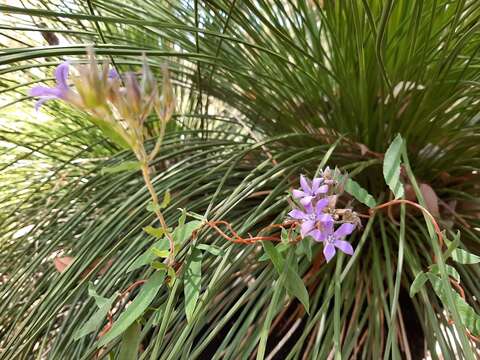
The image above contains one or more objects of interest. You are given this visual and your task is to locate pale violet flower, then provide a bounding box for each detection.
[316,221,355,262]
[288,172,357,264]
[288,197,332,237]
[29,62,79,110]
[292,175,328,207]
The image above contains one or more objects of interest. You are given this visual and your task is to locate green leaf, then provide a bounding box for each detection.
[443,231,461,261]
[303,238,312,262]
[143,226,165,238]
[151,262,176,285]
[98,271,165,346]
[160,190,171,209]
[88,116,131,150]
[182,210,206,222]
[173,220,203,246]
[409,272,428,297]
[126,239,170,272]
[146,202,159,213]
[343,177,377,208]
[259,242,289,261]
[178,208,187,226]
[152,304,166,326]
[74,284,117,340]
[261,241,285,273]
[429,264,460,282]
[383,134,404,199]
[101,161,141,175]
[118,321,142,360]
[150,247,170,258]
[451,249,480,264]
[428,275,480,336]
[284,263,310,314]
[184,248,202,323]
[147,192,171,212]
[295,238,312,262]
[196,244,225,256]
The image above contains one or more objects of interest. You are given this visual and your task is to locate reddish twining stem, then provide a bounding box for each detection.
[369,199,444,248]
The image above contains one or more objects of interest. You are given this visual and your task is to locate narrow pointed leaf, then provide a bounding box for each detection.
[451,249,480,264]
[101,161,141,175]
[184,248,202,323]
[74,284,117,340]
[98,271,165,346]
[383,134,404,198]
[410,271,428,297]
[118,321,142,360]
[343,177,377,208]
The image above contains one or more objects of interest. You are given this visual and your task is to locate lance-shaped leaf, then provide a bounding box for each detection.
[98,271,165,346]
[184,248,202,323]
[126,238,169,272]
[428,274,480,336]
[343,177,377,208]
[101,161,141,175]
[74,284,117,340]
[451,249,480,264]
[410,271,428,297]
[383,134,404,198]
[118,321,142,360]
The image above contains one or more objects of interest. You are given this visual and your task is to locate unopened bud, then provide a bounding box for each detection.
[155,65,175,123]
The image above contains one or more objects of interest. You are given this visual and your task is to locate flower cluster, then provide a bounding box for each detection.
[288,168,359,262]
[29,48,175,160]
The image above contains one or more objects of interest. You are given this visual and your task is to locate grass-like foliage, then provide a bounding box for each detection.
[1,0,480,359]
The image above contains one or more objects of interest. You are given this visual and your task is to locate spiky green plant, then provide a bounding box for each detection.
[1,0,480,359]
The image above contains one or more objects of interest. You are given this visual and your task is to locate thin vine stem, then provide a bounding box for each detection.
[141,163,175,265]
[369,199,444,248]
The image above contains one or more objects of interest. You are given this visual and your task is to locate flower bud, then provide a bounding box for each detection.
[155,65,175,123]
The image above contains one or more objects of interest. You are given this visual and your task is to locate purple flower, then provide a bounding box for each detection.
[288,197,332,237]
[108,68,119,79]
[29,62,73,110]
[292,175,329,206]
[314,221,355,262]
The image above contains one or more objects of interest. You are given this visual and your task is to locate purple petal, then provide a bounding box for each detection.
[315,197,330,216]
[334,223,356,238]
[308,229,328,242]
[323,244,336,262]
[34,96,57,111]
[54,62,70,90]
[318,214,334,228]
[108,68,119,79]
[300,220,316,238]
[311,177,322,192]
[288,209,307,220]
[29,85,62,97]
[292,189,307,199]
[303,202,314,214]
[315,184,329,194]
[300,196,314,207]
[300,175,311,194]
[334,240,354,255]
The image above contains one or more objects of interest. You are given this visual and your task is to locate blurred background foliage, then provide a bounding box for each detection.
[1,0,480,358]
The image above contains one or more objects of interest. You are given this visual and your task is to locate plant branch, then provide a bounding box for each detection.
[141,163,175,264]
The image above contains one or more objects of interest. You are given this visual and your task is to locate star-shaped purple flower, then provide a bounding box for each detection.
[312,221,355,262]
[288,197,332,238]
[29,62,75,111]
[292,175,329,207]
